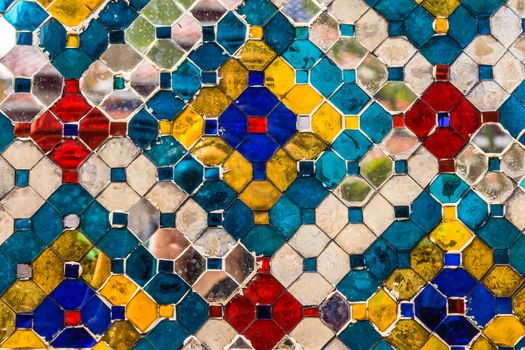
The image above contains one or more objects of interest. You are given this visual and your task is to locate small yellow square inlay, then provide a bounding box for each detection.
[443,205,456,220]
[352,303,367,320]
[434,18,449,34]
[66,33,80,48]
[345,116,359,130]
[159,120,172,135]
[254,211,269,225]
[159,304,174,318]
[249,26,263,39]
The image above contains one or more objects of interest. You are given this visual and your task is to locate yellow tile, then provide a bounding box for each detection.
[66,33,79,48]
[345,116,359,130]
[434,18,449,33]
[239,181,281,211]
[92,341,112,350]
[99,275,137,305]
[32,248,64,294]
[422,0,460,17]
[126,291,158,333]
[80,248,111,290]
[102,321,141,350]
[483,316,525,347]
[47,0,92,27]
[514,287,525,320]
[352,303,367,320]
[191,136,232,167]
[238,40,276,71]
[471,336,497,350]
[254,211,269,225]
[462,238,493,280]
[483,265,522,297]
[411,237,443,281]
[264,57,294,98]
[249,26,263,39]
[312,102,343,143]
[159,120,172,135]
[172,106,203,149]
[223,151,252,193]
[421,335,448,350]
[283,85,323,115]
[1,330,46,349]
[387,320,429,350]
[285,133,326,161]
[442,205,456,219]
[51,230,93,261]
[2,281,46,313]
[429,219,473,251]
[82,0,105,10]
[36,0,53,8]
[266,149,297,192]
[368,289,397,332]
[190,87,231,118]
[0,300,15,343]
[159,304,174,318]
[218,59,248,100]
[384,268,426,300]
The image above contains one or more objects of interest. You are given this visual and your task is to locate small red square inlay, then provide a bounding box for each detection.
[257,257,270,273]
[439,159,455,173]
[482,111,499,123]
[65,310,81,326]
[110,122,128,136]
[62,171,79,184]
[392,114,405,128]
[434,65,449,81]
[304,307,319,317]
[448,299,465,314]
[14,123,32,137]
[247,117,267,133]
[208,305,223,318]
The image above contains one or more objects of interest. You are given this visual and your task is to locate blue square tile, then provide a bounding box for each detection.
[205,167,220,180]
[208,212,222,226]
[295,70,308,84]
[252,161,266,180]
[14,219,31,231]
[160,72,171,89]
[112,212,128,227]
[158,260,174,272]
[15,170,29,187]
[299,160,315,176]
[64,263,80,279]
[111,259,125,274]
[249,71,264,86]
[488,157,500,171]
[490,204,504,217]
[444,253,461,266]
[437,112,450,127]
[495,297,513,314]
[397,252,411,268]
[205,119,218,135]
[303,257,317,271]
[113,76,125,90]
[15,313,33,328]
[158,167,174,181]
[343,70,356,83]
[493,249,508,264]
[202,26,215,41]
[388,21,403,36]
[395,160,407,174]
[400,303,413,318]
[202,71,217,84]
[14,78,31,93]
[479,65,493,80]
[16,31,32,45]
[295,27,309,39]
[111,306,126,320]
[256,305,272,320]
[156,26,171,39]
[109,30,125,44]
[348,207,363,223]
[111,168,126,182]
[394,206,410,219]
[207,258,223,270]
[388,67,404,81]
[63,123,79,137]
[477,17,490,35]
[340,24,355,36]
[350,254,365,269]
[347,161,359,175]
[301,208,315,224]
[160,213,175,228]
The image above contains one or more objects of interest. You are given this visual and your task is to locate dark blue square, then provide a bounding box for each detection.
[350,255,365,269]
[111,259,124,274]
[202,71,217,84]
[208,212,222,226]
[160,213,175,228]
[495,297,513,314]
[202,26,215,41]
[252,162,266,180]
[295,27,308,39]
[64,263,80,278]
[347,161,359,175]
[15,313,33,328]
[523,19,525,33]
[394,206,410,219]
[388,21,403,36]
[158,167,174,181]
[111,306,126,320]
[303,258,316,271]
[109,30,125,44]
[388,67,403,81]
[477,17,490,35]
[205,167,220,180]
[160,72,171,89]
[479,65,493,80]
[397,252,411,268]
[299,161,315,176]
[111,168,126,182]
[256,305,272,320]
[490,204,504,217]
[63,123,79,137]
[15,170,29,187]
[348,207,363,223]
[488,157,500,171]
[437,112,450,127]
[395,160,407,174]
[249,71,264,87]
[444,253,461,266]
[15,219,31,231]
[112,212,128,226]
[158,260,174,272]
[493,249,508,264]
[16,32,32,45]
[205,119,218,135]
[301,209,315,224]
[400,303,413,318]
[156,26,171,39]
[340,24,354,36]
[207,258,222,270]
[14,78,31,93]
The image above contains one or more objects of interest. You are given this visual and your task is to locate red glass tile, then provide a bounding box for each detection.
[422,82,463,112]
[450,99,481,139]
[247,117,268,133]
[64,80,81,93]
[62,171,79,183]
[434,64,449,81]
[439,159,456,173]
[303,307,319,317]
[448,298,465,314]
[110,122,128,136]
[208,305,223,318]
[51,93,91,123]
[482,111,499,123]
[405,101,436,139]
[50,140,90,171]
[257,257,270,273]
[244,274,284,305]
[244,320,284,350]
[79,108,110,150]
[224,294,256,333]
[14,123,32,137]
[392,114,404,128]
[30,111,63,153]
[272,292,302,332]
[423,128,465,159]
[64,310,81,327]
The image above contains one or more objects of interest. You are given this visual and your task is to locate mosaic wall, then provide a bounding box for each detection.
[3,0,525,348]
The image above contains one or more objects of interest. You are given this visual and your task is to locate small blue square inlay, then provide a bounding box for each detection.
[160,213,175,228]
[64,263,80,279]
[350,254,365,269]
[160,72,171,89]
[394,206,410,219]
[249,71,264,86]
[252,161,266,180]
[299,160,315,176]
[347,161,359,175]
[111,306,126,320]
[388,67,404,81]
[343,70,356,83]
[388,21,403,36]
[205,167,220,180]
[395,160,407,174]
[303,258,316,272]
[63,123,79,137]
[14,78,31,93]
[208,212,222,226]
[15,314,33,328]
[111,259,125,274]
[205,119,218,135]
[16,32,32,45]
[15,170,29,187]
[301,208,315,224]
[493,249,509,264]
[477,17,490,35]
[348,207,363,223]
[490,204,504,217]
[207,258,223,270]
[479,65,493,80]
[295,27,309,39]
[111,168,126,182]
[158,260,174,272]
[112,212,128,227]
[340,24,355,37]
[202,71,217,84]
[202,26,215,41]
[444,253,461,266]
[400,303,414,318]
[296,70,308,84]
[495,297,513,314]
[437,112,450,127]
[158,167,174,181]
[109,30,125,44]
[488,157,500,171]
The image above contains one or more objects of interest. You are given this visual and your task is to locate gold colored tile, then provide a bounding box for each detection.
[32,248,64,294]
[411,237,443,281]
[218,59,249,100]
[483,316,525,347]
[351,303,367,320]
[311,102,343,143]
[421,335,448,350]
[0,300,15,343]
[387,319,429,350]
[190,87,231,118]
[471,336,497,350]
[1,330,46,349]
[172,106,204,149]
[434,18,449,34]
[422,0,460,17]
[249,26,263,39]
[384,268,426,300]
[283,85,323,115]
[462,237,493,280]
[483,265,522,297]
[442,205,456,219]
[159,119,172,135]
[99,275,137,305]
[266,149,297,192]
[80,248,111,290]
[238,40,276,71]
[51,230,93,261]
[66,33,80,48]
[159,304,175,318]
[239,181,281,211]
[102,321,141,350]
[2,281,46,313]
[368,289,397,332]
[344,116,359,130]
[254,211,269,225]
[92,341,112,350]
[126,291,158,333]
[429,219,473,251]
[513,287,525,320]
[47,0,92,27]
[264,57,295,98]
[285,133,326,161]
[223,151,252,193]
[191,136,232,167]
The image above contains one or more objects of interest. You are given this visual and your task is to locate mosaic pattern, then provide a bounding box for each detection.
[3,0,525,348]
